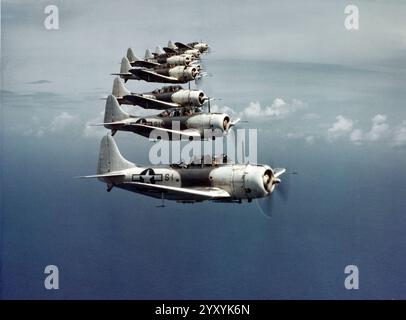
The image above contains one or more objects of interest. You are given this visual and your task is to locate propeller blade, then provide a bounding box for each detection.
[276,180,289,202]
[275,170,294,202]
[255,196,273,219]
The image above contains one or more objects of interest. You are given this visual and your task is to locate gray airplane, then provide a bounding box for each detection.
[95,95,239,140]
[165,40,210,56]
[126,47,195,68]
[185,41,210,53]
[111,77,207,110]
[79,135,286,204]
[112,57,200,83]
[163,41,202,58]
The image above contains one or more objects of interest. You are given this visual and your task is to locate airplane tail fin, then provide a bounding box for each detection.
[127,48,141,63]
[97,135,136,174]
[155,46,164,55]
[145,49,153,60]
[104,95,129,123]
[112,77,131,97]
[168,40,177,49]
[120,57,132,74]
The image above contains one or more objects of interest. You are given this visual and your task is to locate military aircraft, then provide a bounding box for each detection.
[167,40,210,54]
[187,41,210,53]
[126,47,194,68]
[79,135,286,205]
[164,41,201,58]
[112,57,200,83]
[111,77,208,110]
[93,95,239,140]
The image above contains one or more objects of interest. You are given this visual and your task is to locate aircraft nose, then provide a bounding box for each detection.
[198,91,207,105]
[223,116,230,131]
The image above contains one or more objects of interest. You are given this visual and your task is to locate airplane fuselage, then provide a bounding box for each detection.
[100,163,271,203]
[105,112,230,140]
[117,88,206,109]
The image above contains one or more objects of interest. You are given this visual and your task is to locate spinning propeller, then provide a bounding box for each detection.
[255,164,297,219]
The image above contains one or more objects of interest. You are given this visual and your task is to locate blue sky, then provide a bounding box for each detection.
[1,0,406,299]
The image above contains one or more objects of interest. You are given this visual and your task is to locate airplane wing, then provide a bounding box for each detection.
[130,69,179,83]
[123,95,180,109]
[111,72,133,76]
[162,47,178,54]
[131,60,160,68]
[274,168,286,178]
[132,123,202,138]
[175,42,194,50]
[129,182,231,200]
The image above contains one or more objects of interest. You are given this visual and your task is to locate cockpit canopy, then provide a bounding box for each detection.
[152,85,183,94]
[157,106,202,118]
[171,154,232,168]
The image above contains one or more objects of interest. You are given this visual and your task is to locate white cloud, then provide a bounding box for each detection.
[364,114,389,141]
[240,98,306,120]
[17,112,77,138]
[49,112,76,132]
[350,129,363,145]
[393,121,406,147]
[348,114,390,145]
[327,115,354,140]
[83,111,106,138]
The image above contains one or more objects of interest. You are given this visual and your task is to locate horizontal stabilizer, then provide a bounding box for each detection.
[88,121,127,126]
[111,73,132,76]
[75,172,125,179]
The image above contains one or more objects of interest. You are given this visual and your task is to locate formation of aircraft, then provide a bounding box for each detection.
[112,57,200,84]
[81,40,288,211]
[113,41,209,84]
[127,47,194,68]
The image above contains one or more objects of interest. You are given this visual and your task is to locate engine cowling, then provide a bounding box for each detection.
[209,114,230,132]
[194,43,209,52]
[168,66,198,81]
[166,55,191,66]
[185,48,200,57]
[171,90,206,106]
[210,164,273,199]
[185,113,231,138]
